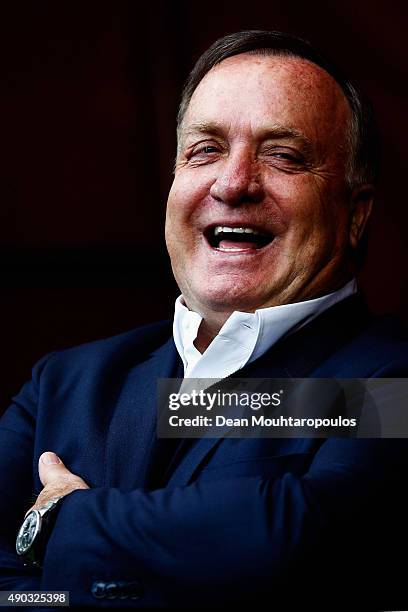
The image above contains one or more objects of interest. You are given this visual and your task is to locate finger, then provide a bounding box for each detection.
[38,451,77,486]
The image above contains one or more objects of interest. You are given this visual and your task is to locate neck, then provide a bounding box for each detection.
[194,316,229,353]
[194,310,239,353]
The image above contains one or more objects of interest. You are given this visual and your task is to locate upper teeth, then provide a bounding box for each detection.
[214,226,260,236]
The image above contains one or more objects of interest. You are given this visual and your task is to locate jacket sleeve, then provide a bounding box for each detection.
[0,357,54,590]
[40,436,407,607]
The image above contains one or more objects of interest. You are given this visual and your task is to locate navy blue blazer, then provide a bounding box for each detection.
[1,295,408,609]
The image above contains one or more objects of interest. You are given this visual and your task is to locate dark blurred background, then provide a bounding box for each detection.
[1,0,407,411]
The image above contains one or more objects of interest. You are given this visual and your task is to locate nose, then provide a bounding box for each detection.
[209,148,264,206]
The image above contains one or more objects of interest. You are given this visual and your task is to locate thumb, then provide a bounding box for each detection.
[38,451,74,486]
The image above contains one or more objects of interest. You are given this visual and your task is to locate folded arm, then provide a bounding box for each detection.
[40,437,406,607]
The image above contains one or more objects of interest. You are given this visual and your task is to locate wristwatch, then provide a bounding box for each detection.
[16,497,64,568]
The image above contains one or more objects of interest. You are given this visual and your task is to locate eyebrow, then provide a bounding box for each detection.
[181,121,314,153]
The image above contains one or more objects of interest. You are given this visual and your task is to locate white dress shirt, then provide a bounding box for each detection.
[173,279,357,380]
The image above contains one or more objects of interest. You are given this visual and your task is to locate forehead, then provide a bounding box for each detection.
[183,54,351,146]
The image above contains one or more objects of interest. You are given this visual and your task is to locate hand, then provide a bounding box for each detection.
[28,451,89,514]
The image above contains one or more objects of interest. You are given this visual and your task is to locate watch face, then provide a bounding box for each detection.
[16,510,41,555]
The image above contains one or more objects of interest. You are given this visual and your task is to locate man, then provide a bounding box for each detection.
[1,31,407,608]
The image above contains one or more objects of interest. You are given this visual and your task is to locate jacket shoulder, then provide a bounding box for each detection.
[31,320,173,381]
[320,314,408,376]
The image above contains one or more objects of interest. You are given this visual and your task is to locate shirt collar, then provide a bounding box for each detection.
[173,279,357,379]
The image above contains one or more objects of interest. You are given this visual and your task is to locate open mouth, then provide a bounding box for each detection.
[205,225,274,252]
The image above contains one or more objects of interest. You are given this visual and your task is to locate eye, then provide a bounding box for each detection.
[272,152,300,161]
[186,142,223,165]
[262,147,306,170]
[191,144,220,156]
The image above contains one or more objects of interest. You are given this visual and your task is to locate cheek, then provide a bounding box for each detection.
[166,182,185,224]
[266,174,322,227]
[272,175,346,229]
[267,176,351,259]
[166,177,203,257]
[167,170,214,222]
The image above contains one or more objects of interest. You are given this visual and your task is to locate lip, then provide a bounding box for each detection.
[203,222,275,254]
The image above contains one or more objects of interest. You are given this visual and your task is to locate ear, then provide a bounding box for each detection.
[349,184,375,249]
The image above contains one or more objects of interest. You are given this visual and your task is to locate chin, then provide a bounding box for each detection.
[190,280,271,314]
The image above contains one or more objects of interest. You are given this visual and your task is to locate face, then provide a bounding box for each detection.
[166,54,371,319]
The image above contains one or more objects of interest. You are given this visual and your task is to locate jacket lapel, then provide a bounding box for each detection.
[103,332,180,490]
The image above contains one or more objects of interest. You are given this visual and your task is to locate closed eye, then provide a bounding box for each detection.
[272,152,300,161]
[265,148,304,162]
[261,147,307,171]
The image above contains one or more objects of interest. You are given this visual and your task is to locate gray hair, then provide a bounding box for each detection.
[177,31,380,190]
